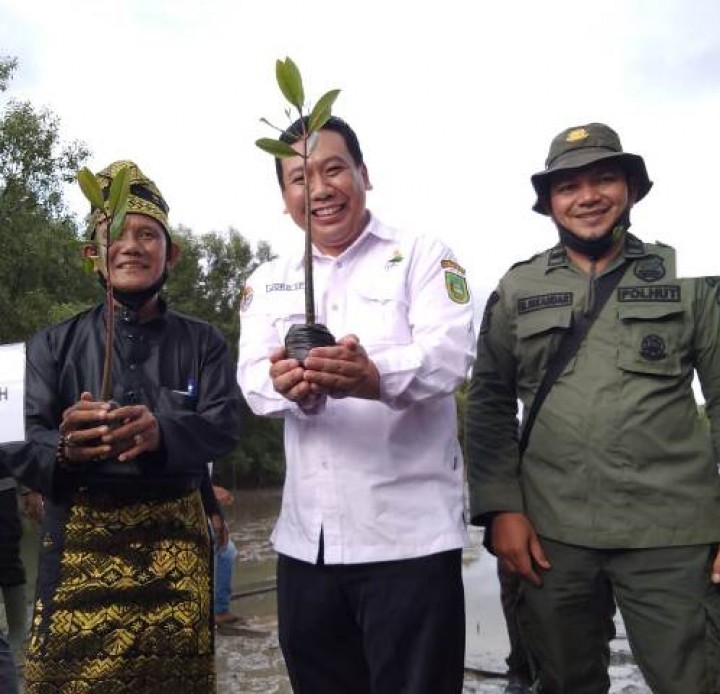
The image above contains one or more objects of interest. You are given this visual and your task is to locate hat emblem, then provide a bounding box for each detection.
[566,127,589,143]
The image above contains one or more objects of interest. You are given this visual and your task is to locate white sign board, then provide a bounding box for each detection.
[0,342,25,443]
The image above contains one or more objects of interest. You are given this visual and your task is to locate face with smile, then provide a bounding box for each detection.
[104,213,179,293]
[549,162,632,240]
[281,130,371,256]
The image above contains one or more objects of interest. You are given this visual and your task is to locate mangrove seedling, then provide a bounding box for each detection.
[76,164,131,402]
[255,57,340,362]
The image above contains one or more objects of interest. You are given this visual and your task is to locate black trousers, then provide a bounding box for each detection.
[277,549,465,694]
[0,488,24,587]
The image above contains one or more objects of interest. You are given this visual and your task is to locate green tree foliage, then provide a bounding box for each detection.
[166,226,273,360]
[0,56,96,342]
[165,226,285,486]
[0,56,284,486]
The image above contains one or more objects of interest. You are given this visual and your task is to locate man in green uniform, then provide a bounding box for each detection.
[466,122,720,693]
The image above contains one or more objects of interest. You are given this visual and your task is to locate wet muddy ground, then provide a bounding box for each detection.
[215,488,650,693]
[6,487,649,692]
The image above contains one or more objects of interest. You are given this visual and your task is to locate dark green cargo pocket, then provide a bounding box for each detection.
[617,303,684,377]
[516,307,574,383]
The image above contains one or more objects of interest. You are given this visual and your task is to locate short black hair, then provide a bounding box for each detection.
[274,115,364,189]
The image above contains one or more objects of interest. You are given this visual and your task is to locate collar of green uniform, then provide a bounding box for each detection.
[545,233,647,273]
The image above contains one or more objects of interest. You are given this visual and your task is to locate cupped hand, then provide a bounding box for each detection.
[302,334,380,400]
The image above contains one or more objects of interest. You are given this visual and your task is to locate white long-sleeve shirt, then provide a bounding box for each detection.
[237,214,476,564]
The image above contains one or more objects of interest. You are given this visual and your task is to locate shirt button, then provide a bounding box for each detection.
[336,261,343,268]
[129,363,137,371]
[321,461,328,469]
[331,304,338,311]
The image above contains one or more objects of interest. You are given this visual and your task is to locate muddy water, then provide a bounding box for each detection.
[12,488,648,693]
[215,488,288,693]
[216,489,513,692]
[216,489,648,693]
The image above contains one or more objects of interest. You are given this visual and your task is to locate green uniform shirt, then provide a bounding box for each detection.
[466,234,720,548]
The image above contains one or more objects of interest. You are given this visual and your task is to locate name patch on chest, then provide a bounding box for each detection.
[265,282,304,293]
[617,285,681,302]
[517,292,573,315]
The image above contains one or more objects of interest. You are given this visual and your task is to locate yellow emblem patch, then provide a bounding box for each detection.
[566,127,589,143]
[445,271,470,304]
[441,259,466,275]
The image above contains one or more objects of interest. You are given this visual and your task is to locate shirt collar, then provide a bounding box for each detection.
[290,210,380,271]
[545,232,647,274]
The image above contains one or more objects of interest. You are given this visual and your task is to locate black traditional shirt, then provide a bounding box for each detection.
[16,301,242,506]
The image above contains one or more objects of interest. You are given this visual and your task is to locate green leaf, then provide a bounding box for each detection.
[307,132,319,155]
[275,57,305,110]
[108,196,129,240]
[255,138,302,159]
[77,167,105,209]
[308,89,340,133]
[107,166,130,217]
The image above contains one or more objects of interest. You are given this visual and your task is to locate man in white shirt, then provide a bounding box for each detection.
[237,116,476,693]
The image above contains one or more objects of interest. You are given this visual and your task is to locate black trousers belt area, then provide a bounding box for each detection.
[277,548,466,694]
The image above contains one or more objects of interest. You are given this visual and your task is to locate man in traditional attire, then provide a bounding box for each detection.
[10,161,242,693]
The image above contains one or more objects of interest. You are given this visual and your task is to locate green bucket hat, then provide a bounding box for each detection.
[531,123,652,215]
[89,160,170,236]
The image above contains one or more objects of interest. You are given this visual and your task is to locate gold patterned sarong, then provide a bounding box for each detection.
[24,488,215,693]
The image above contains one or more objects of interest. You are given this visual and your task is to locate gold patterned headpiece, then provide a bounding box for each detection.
[89,160,170,237]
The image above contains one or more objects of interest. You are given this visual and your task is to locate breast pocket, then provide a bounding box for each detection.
[269,293,307,340]
[516,307,574,384]
[348,282,411,346]
[157,386,199,413]
[617,304,684,377]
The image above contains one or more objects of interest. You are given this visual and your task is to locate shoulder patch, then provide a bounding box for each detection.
[445,271,470,304]
[633,254,665,283]
[441,259,466,275]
